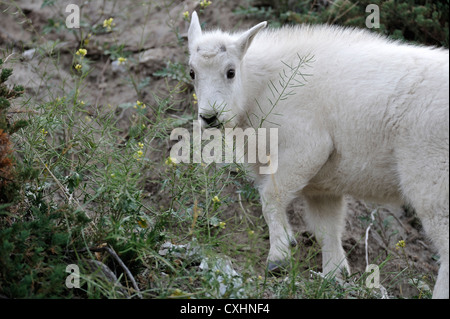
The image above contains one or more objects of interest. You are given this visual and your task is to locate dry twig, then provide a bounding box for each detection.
[69,245,143,299]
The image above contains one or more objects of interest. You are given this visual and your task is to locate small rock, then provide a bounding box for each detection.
[199,256,245,298]
[158,239,202,263]
[22,48,36,60]
[111,60,127,73]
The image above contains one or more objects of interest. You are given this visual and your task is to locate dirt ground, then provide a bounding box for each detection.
[0,0,440,298]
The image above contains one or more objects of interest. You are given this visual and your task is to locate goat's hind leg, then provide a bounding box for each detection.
[427,211,449,299]
[409,201,449,299]
[303,194,350,277]
[412,202,449,298]
[398,146,449,298]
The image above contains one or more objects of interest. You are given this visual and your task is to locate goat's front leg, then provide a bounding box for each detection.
[258,131,334,272]
[260,182,297,271]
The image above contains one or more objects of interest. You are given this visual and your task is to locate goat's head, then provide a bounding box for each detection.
[188,11,266,128]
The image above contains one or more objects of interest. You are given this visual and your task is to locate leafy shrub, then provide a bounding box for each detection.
[236,0,449,47]
[0,202,89,298]
[0,58,91,298]
[0,58,27,203]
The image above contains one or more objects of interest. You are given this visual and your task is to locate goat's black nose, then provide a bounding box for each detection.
[200,114,218,127]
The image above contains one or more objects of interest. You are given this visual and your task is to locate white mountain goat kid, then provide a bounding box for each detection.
[187,11,449,298]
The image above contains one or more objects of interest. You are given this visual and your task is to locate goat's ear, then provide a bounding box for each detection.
[236,21,267,59]
[188,11,202,52]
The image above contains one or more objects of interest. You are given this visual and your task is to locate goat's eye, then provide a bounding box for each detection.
[226,69,235,79]
[190,69,195,80]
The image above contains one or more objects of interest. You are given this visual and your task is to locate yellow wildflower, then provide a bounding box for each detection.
[138,142,144,149]
[183,11,190,20]
[41,128,48,135]
[219,221,226,229]
[133,148,144,161]
[83,33,92,46]
[170,289,183,297]
[192,93,198,104]
[165,156,178,167]
[396,240,406,249]
[118,57,127,65]
[200,0,212,8]
[75,64,82,71]
[76,48,87,57]
[103,17,114,32]
[137,217,148,228]
[212,195,220,203]
[134,100,146,109]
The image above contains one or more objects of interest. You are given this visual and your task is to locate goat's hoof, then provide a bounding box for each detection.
[267,260,289,274]
[290,238,297,247]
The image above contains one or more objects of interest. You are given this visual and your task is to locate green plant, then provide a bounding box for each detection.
[0,57,28,203]
[0,199,89,298]
[236,0,449,47]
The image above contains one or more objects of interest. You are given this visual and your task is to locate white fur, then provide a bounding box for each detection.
[188,11,449,298]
